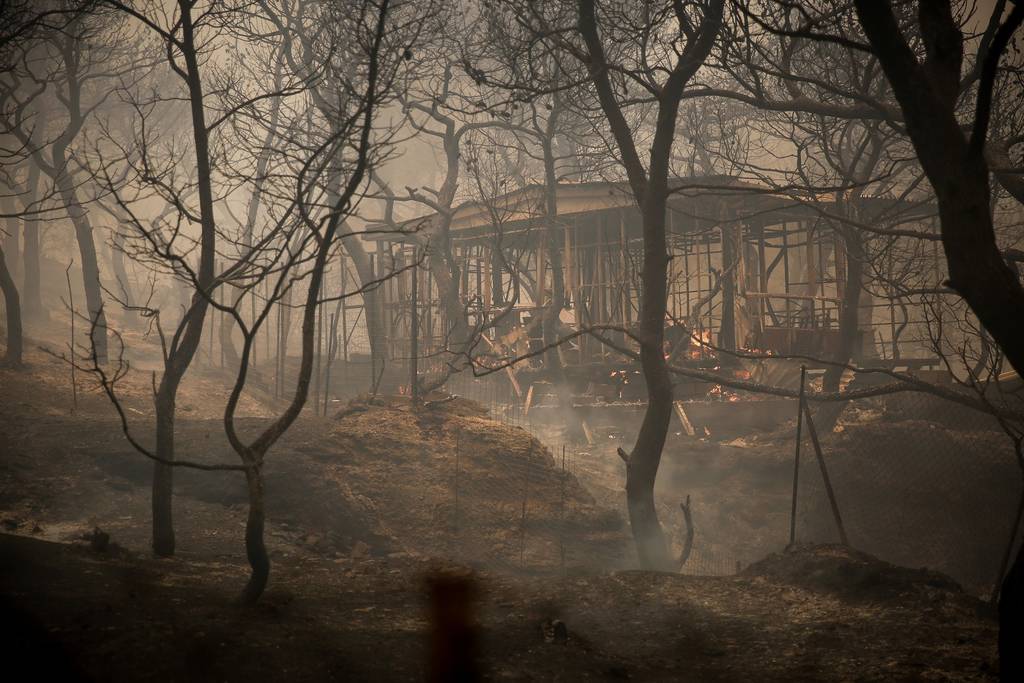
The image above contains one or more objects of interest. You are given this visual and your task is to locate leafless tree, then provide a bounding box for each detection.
[0,3,148,363]
[468,0,725,569]
[97,0,269,555]
[846,1,1024,675]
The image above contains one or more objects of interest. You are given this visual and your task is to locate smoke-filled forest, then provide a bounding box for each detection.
[1,0,1023,680]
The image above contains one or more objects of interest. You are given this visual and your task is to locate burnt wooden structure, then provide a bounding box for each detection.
[366,176,939,381]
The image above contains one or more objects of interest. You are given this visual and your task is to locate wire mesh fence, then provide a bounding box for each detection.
[446,371,530,429]
[440,433,628,573]
[792,390,1024,597]
[409,368,1024,594]
[438,372,757,576]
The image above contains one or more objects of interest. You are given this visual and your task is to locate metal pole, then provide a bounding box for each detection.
[324,312,336,416]
[560,444,566,572]
[208,279,214,366]
[218,261,225,369]
[410,251,419,404]
[65,261,77,412]
[520,444,531,568]
[274,299,279,398]
[788,365,806,546]
[803,398,849,546]
[454,430,461,541]
[340,260,349,363]
[276,296,284,397]
[251,282,257,367]
[315,276,323,412]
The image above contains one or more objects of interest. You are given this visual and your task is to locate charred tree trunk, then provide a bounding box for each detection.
[539,124,577,434]
[150,0,219,557]
[488,241,508,340]
[331,227,381,390]
[3,200,20,283]
[818,228,865,429]
[541,121,568,385]
[1001,526,1024,681]
[21,161,43,320]
[219,299,239,370]
[325,167,385,387]
[55,168,107,365]
[831,230,864,385]
[241,464,269,603]
[221,60,283,375]
[430,249,470,353]
[853,2,1024,675]
[151,392,176,555]
[624,188,675,569]
[938,173,1024,680]
[343,238,386,386]
[110,229,138,320]
[578,0,723,570]
[218,0,390,601]
[0,243,23,366]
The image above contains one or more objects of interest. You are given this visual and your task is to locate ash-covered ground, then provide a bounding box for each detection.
[0,327,1005,681]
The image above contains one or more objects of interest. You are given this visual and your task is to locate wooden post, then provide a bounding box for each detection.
[805,222,819,327]
[757,223,768,334]
[782,222,791,327]
[581,419,594,445]
[718,216,737,352]
[674,401,696,437]
[788,365,806,546]
[483,245,491,315]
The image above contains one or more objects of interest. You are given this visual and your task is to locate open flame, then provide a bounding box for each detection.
[688,330,714,359]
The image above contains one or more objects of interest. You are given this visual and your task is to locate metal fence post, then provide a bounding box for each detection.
[560,444,567,572]
[520,444,532,568]
[454,429,461,550]
[789,366,806,546]
[803,398,849,546]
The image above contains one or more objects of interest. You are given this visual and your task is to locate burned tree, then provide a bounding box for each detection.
[473,0,726,569]
[217,0,412,601]
[0,10,131,362]
[0,242,21,365]
[99,0,269,555]
[262,0,397,391]
[850,0,1024,676]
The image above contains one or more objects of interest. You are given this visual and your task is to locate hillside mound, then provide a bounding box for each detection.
[743,544,976,605]
[322,396,628,571]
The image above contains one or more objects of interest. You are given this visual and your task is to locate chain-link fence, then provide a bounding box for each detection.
[792,390,1024,597]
